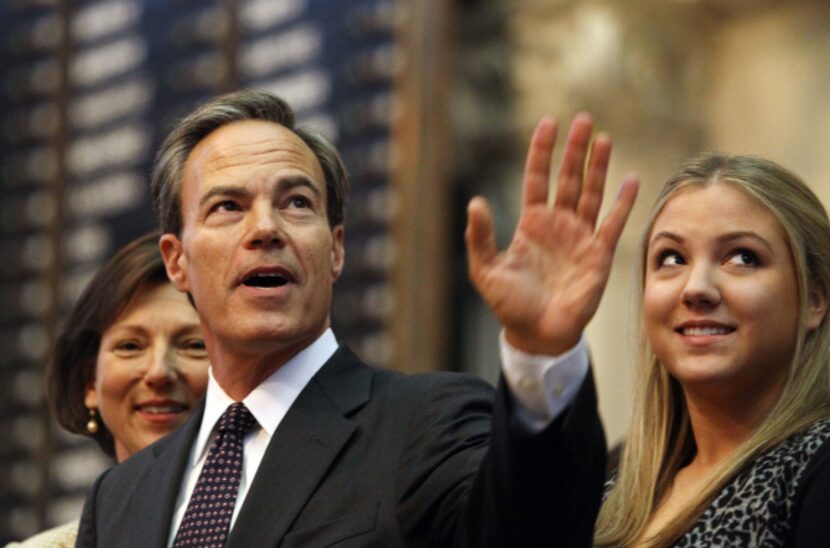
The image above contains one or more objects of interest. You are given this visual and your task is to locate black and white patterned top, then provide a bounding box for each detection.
[675,419,830,547]
[606,418,830,547]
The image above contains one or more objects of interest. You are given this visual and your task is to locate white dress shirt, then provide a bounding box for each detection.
[167,327,588,545]
[167,329,338,546]
[501,332,588,432]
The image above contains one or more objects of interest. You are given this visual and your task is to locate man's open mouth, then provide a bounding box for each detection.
[243,272,291,288]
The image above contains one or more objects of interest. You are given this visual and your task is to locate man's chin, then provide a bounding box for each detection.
[224,322,320,351]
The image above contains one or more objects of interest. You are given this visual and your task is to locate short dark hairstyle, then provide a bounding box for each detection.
[47,232,169,457]
[151,89,349,235]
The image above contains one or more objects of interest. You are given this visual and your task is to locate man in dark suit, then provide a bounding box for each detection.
[76,90,639,547]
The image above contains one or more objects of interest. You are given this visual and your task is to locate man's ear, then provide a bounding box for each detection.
[159,234,190,292]
[806,281,828,331]
[331,225,345,282]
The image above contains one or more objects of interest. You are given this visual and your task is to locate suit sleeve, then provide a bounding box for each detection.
[396,369,606,547]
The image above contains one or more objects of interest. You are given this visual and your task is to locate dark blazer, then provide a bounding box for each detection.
[788,433,830,547]
[76,346,606,547]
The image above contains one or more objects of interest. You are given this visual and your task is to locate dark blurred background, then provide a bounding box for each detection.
[2,0,829,541]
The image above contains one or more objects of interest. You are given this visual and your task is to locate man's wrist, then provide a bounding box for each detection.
[500,330,589,431]
[503,328,580,358]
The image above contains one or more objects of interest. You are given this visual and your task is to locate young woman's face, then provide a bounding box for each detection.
[644,182,804,404]
[85,283,209,462]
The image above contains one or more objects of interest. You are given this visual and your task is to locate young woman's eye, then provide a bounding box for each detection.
[658,250,684,267]
[728,249,760,267]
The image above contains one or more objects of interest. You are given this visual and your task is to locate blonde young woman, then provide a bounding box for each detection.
[595,154,830,546]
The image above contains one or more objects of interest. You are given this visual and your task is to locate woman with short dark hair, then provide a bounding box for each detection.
[10,233,208,547]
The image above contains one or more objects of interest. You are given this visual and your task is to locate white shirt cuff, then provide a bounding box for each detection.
[499,331,589,432]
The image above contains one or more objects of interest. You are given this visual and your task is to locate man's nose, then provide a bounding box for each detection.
[681,262,722,309]
[245,202,286,249]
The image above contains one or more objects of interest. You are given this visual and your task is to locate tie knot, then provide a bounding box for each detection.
[218,402,256,435]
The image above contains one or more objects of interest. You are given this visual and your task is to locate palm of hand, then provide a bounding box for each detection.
[478,205,609,353]
[466,115,638,356]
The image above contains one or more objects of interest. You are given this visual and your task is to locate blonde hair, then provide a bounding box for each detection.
[595,154,830,546]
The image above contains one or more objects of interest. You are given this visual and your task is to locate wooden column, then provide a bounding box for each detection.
[390,0,454,373]
[39,0,73,528]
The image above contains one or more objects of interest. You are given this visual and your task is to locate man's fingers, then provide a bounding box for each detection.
[596,175,640,251]
[465,196,498,282]
[575,133,611,229]
[553,112,594,211]
[522,117,558,211]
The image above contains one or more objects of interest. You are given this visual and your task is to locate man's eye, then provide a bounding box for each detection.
[289,196,311,209]
[728,249,760,267]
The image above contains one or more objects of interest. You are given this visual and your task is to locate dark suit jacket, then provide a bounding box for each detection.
[76,346,606,547]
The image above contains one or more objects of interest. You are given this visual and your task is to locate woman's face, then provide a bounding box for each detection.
[644,182,806,405]
[85,282,209,462]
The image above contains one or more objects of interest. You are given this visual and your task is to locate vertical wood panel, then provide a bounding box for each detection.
[390,0,454,372]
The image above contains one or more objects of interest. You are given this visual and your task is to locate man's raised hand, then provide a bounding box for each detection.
[466,114,639,356]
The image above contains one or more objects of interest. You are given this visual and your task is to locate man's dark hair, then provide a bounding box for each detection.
[151,89,349,235]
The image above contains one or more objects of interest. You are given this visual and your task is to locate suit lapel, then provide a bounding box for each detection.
[226,347,372,547]
[126,401,204,547]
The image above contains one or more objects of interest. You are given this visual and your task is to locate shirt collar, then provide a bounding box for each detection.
[190,328,339,468]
